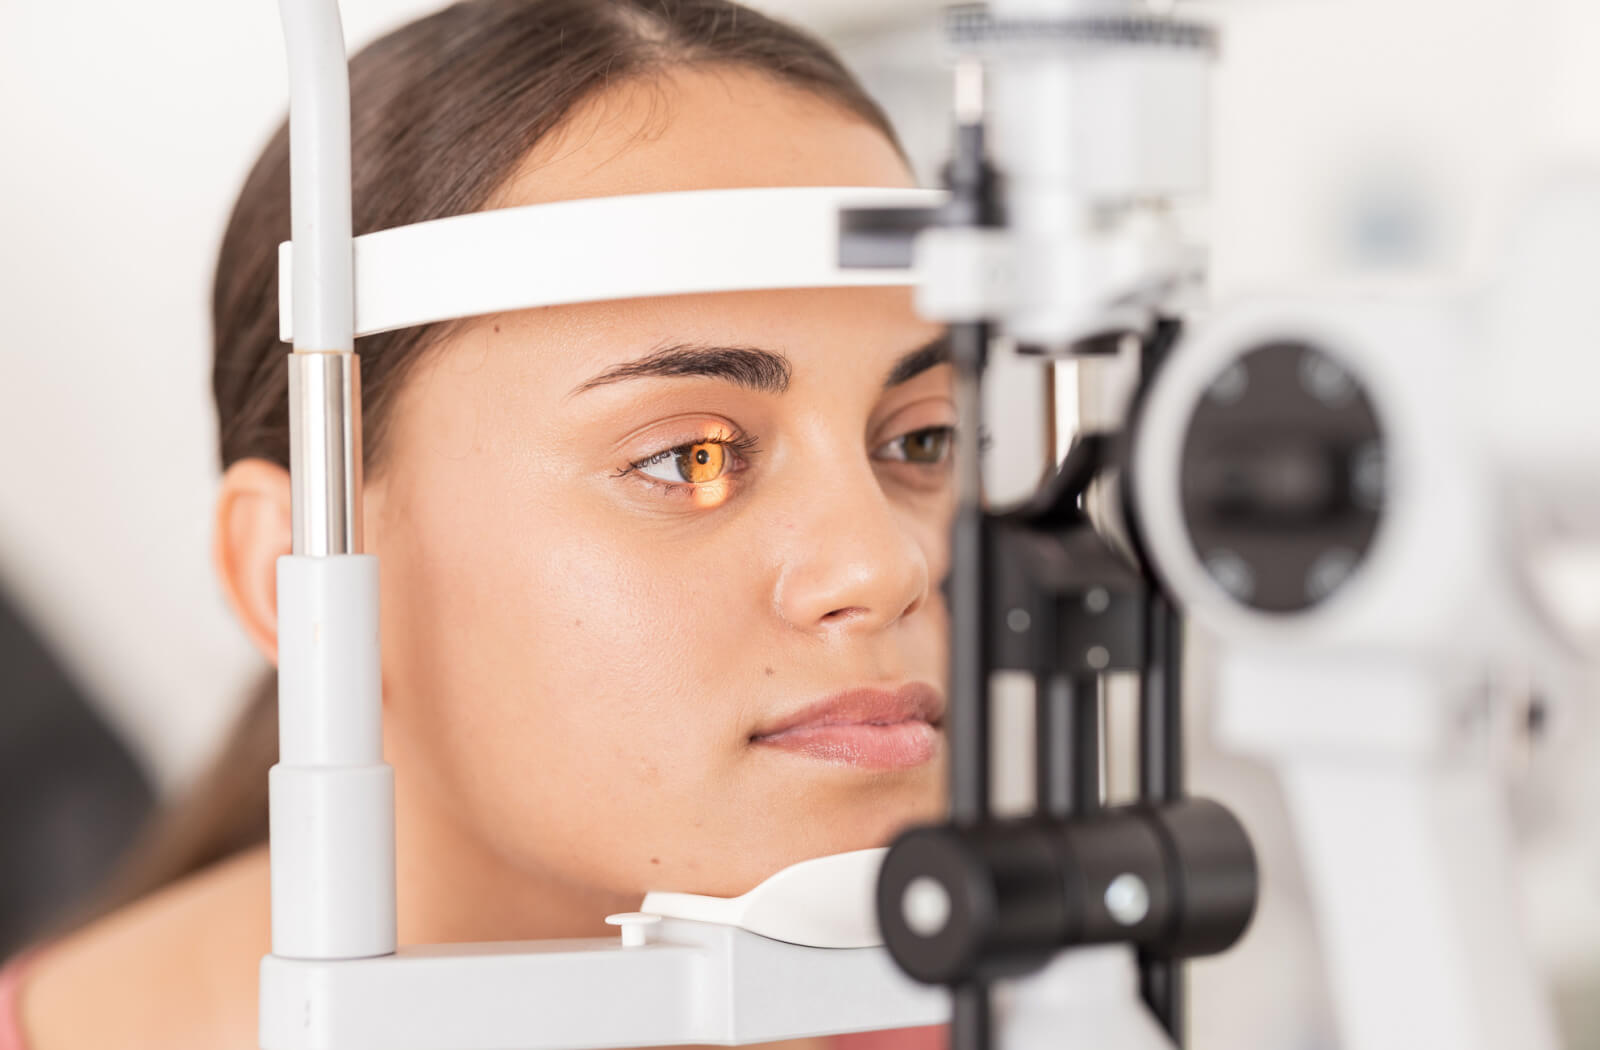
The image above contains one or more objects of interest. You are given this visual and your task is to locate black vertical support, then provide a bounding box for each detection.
[951,984,994,1050]
[1139,593,1183,801]
[1073,673,1103,813]
[948,321,991,828]
[1139,591,1186,1044]
[943,56,1003,1050]
[1036,672,1102,817]
[943,130,998,1050]
[946,320,994,1050]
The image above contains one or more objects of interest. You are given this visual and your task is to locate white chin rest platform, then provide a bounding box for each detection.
[261,848,945,1050]
[278,186,945,341]
[642,847,888,949]
[260,920,948,1050]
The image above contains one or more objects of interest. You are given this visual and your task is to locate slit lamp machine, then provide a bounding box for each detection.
[261,1,1594,1048]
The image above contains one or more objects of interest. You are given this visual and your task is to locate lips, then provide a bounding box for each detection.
[750,683,944,770]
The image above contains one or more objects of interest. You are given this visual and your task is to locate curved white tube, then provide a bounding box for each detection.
[279,0,355,352]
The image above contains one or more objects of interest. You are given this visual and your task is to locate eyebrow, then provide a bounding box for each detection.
[570,333,950,397]
[572,344,793,396]
[883,335,950,389]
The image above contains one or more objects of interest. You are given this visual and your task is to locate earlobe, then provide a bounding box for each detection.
[213,458,294,665]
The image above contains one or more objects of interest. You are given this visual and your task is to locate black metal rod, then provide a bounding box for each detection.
[1139,593,1184,803]
[944,60,1000,1050]
[947,322,991,827]
[951,983,994,1050]
[1036,672,1102,817]
[1139,590,1186,1044]
[1141,956,1184,1045]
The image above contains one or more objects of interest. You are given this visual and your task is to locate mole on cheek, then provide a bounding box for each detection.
[764,667,775,677]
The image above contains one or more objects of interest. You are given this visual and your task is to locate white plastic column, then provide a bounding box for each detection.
[272,557,395,958]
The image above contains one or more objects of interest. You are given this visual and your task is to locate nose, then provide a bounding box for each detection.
[772,458,933,636]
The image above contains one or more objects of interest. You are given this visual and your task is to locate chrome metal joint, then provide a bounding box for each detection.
[288,351,363,557]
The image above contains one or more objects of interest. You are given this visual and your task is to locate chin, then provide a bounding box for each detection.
[791,788,944,862]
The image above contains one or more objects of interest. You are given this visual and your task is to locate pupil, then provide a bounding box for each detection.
[908,430,942,462]
[678,442,724,483]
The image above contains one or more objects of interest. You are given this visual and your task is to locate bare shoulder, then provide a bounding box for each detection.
[21,845,271,1050]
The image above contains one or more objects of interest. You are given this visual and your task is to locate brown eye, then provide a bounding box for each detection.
[635,440,734,485]
[675,442,727,483]
[903,429,949,464]
[875,426,954,465]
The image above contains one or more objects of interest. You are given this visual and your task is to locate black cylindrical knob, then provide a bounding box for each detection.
[1144,798,1258,958]
[1057,809,1175,947]
[877,800,1258,987]
[877,823,1068,985]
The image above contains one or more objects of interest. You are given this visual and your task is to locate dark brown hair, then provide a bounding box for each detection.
[84,0,901,922]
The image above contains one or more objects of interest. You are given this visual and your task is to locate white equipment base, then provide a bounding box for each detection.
[260,919,945,1050]
[261,926,1175,1050]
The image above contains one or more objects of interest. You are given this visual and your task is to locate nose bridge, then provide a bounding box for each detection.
[772,442,930,633]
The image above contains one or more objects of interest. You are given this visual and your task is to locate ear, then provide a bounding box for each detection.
[213,458,293,665]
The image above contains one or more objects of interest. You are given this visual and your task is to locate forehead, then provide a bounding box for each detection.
[486,64,916,207]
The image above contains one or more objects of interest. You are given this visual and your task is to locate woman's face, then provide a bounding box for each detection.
[368,66,951,903]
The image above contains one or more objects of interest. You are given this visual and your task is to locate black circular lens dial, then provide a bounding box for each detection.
[1179,342,1385,614]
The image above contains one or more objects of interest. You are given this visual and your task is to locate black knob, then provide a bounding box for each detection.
[876,801,1258,986]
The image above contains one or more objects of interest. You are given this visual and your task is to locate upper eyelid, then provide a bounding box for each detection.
[623,423,749,458]
[871,398,958,446]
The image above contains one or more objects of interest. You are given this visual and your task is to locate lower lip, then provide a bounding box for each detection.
[752,721,940,770]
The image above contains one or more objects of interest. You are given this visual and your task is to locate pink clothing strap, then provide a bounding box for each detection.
[833,1024,946,1050]
[0,951,38,1050]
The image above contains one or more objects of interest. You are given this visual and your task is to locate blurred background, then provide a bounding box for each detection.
[4,0,1600,1045]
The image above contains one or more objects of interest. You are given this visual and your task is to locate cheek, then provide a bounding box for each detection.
[376,465,773,883]
[496,521,754,752]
